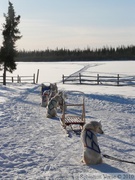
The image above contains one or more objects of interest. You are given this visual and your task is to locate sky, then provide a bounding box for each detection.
[0,0,135,51]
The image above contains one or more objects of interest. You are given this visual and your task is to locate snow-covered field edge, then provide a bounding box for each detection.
[0,61,135,179]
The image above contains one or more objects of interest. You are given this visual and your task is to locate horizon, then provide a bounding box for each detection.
[17,44,135,52]
[0,0,135,51]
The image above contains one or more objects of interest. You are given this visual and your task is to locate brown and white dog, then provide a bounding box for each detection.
[81,121,104,165]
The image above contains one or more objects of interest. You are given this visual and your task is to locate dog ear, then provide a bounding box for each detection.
[84,122,94,131]
[99,120,101,124]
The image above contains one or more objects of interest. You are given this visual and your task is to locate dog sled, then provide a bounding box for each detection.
[60,91,85,136]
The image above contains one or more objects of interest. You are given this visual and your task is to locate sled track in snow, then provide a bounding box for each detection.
[58,64,90,84]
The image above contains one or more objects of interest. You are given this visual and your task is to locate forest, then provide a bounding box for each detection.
[16,45,135,62]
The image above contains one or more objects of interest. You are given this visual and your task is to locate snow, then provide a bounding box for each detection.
[0,61,135,179]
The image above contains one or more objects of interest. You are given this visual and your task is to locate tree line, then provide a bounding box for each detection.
[16,45,135,62]
[0,1,135,86]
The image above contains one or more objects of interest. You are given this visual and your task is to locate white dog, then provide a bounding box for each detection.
[81,121,104,165]
[46,94,62,118]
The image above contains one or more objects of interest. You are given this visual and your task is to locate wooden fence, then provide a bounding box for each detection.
[62,73,135,86]
[0,74,36,84]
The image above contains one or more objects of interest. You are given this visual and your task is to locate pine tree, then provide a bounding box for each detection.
[0,1,22,85]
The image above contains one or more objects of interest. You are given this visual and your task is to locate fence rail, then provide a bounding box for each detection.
[62,73,135,86]
[0,74,35,84]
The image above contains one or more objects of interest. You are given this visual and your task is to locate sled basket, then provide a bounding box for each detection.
[60,91,85,129]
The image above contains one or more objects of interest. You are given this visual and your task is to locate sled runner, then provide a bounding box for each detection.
[60,91,85,136]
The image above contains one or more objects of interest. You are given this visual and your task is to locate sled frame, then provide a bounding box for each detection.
[60,91,85,130]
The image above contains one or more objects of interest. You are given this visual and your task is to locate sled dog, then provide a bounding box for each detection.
[81,121,104,165]
[41,90,50,107]
[41,83,50,95]
[46,94,62,118]
[57,91,67,112]
[41,83,58,98]
[41,83,58,107]
[49,83,58,99]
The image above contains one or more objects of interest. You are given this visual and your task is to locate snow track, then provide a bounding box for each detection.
[63,64,91,82]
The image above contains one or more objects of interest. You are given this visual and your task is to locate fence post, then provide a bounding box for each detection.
[117,74,119,86]
[12,77,14,83]
[62,75,65,84]
[79,73,81,84]
[36,69,39,84]
[97,74,99,85]
[17,75,19,83]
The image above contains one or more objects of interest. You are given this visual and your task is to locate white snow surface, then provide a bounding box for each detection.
[0,61,135,179]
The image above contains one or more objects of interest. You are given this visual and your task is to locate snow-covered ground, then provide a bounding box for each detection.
[0,61,135,180]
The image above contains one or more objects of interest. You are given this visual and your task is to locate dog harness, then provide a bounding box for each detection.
[84,130,101,153]
[48,99,58,111]
[42,86,50,95]
[42,90,50,101]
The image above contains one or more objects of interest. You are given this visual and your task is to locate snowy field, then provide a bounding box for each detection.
[0,61,135,179]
